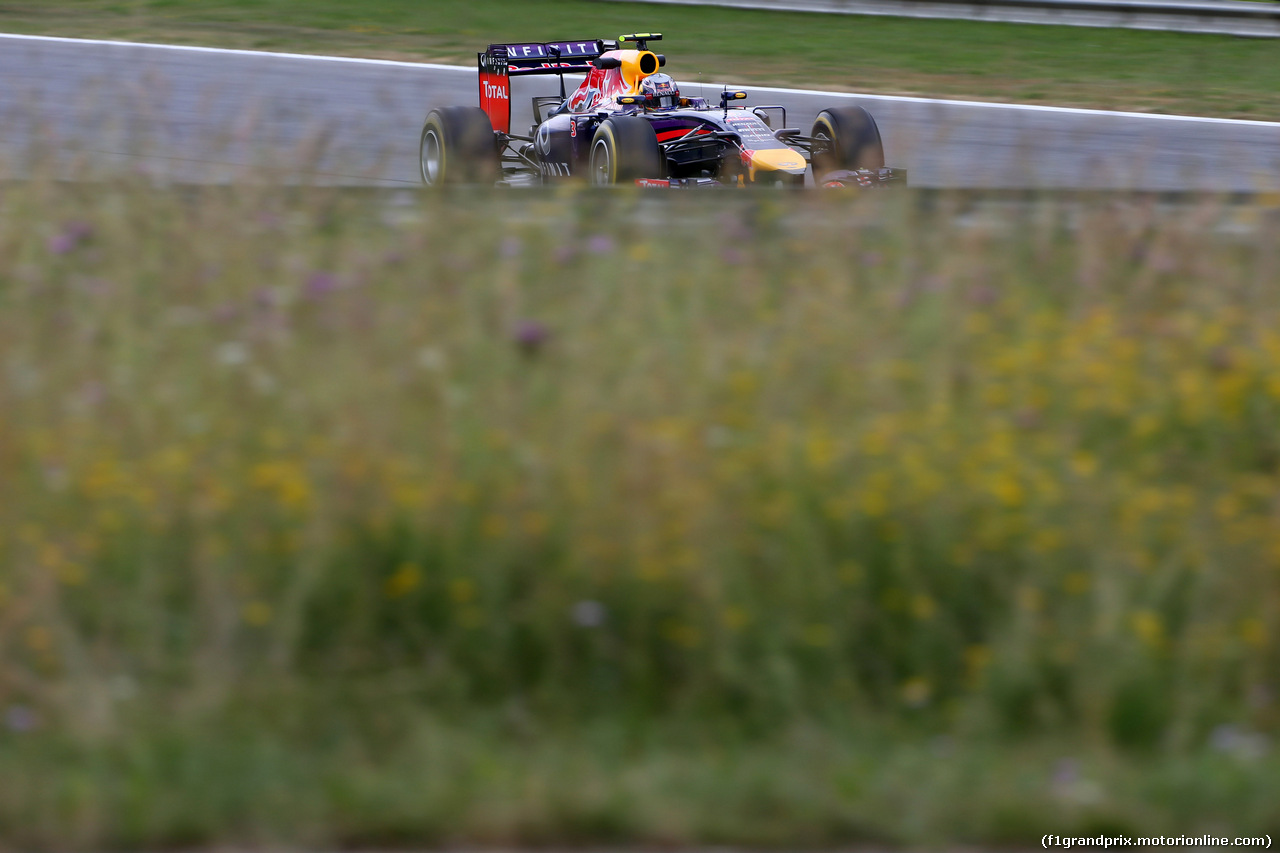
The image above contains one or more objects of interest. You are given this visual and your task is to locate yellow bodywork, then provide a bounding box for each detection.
[618,50,661,92]
[746,147,807,181]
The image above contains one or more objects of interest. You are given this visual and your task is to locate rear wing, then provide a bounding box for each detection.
[478,39,604,134]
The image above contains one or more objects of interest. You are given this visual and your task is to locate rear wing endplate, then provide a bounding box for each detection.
[478,40,604,134]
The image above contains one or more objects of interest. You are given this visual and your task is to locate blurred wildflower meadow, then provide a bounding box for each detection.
[1,178,1278,847]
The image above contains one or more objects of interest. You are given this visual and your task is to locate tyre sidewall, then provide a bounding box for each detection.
[590,123,620,185]
[590,116,663,185]
[811,106,885,175]
[420,106,496,186]
[421,114,448,185]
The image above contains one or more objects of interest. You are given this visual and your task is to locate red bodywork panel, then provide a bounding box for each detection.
[566,64,628,114]
[478,52,511,133]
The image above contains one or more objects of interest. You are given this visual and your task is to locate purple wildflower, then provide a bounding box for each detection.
[1051,758,1080,787]
[1207,346,1233,372]
[1210,724,1270,760]
[720,247,745,265]
[717,211,753,242]
[305,272,339,299]
[554,244,578,266]
[512,319,551,356]
[80,381,106,407]
[211,303,240,323]
[500,236,523,259]
[65,221,94,241]
[48,221,94,256]
[47,233,76,256]
[968,285,999,306]
[1014,408,1043,430]
[586,234,615,255]
[5,705,37,733]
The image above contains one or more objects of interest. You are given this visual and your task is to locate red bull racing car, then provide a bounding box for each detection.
[420,33,906,188]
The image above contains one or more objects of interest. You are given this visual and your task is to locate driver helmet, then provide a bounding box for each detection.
[640,74,680,110]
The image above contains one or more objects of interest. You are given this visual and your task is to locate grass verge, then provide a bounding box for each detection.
[1,178,1279,846]
[2,0,1280,118]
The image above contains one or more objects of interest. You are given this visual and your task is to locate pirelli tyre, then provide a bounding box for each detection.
[810,105,886,176]
[420,106,498,186]
[589,116,664,186]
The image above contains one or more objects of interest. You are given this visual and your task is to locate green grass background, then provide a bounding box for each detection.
[3,0,1280,116]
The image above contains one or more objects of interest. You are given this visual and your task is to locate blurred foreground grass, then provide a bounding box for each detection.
[2,179,1280,847]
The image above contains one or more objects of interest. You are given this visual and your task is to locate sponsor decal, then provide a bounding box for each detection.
[502,41,600,59]
[535,124,554,157]
[478,51,511,133]
[635,179,671,188]
[725,114,780,146]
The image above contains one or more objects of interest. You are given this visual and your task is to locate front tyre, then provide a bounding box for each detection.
[589,116,663,185]
[810,106,885,176]
[420,106,498,186]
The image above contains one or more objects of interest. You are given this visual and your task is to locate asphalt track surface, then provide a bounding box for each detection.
[2,33,1279,190]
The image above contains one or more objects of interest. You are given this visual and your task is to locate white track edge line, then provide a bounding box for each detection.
[4,31,1280,129]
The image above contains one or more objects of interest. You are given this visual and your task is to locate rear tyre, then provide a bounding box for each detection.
[420,106,498,186]
[589,116,663,185]
[810,106,885,176]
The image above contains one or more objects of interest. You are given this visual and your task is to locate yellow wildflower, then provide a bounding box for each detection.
[385,562,422,599]
[521,511,550,537]
[803,623,834,647]
[481,514,508,539]
[964,644,992,676]
[901,677,932,707]
[722,606,750,630]
[1070,452,1098,478]
[25,625,52,652]
[242,600,273,626]
[911,595,937,621]
[837,561,864,585]
[1063,572,1091,595]
[1030,527,1064,553]
[449,578,476,604]
[662,621,702,648]
[1239,618,1267,648]
[1130,610,1164,648]
[805,429,838,472]
[1017,586,1044,613]
[57,563,87,586]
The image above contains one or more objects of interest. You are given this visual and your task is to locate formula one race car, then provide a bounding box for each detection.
[419,33,905,188]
